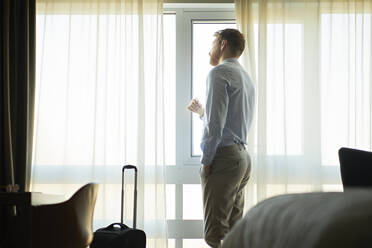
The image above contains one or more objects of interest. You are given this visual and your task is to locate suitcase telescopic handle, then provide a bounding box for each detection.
[122,165,137,172]
[121,165,138,229]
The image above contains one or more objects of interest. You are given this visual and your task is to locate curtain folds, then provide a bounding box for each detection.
[0,0,36,193]
[32,0,167,247]
[236,0,372,211]
[1,1,36,247]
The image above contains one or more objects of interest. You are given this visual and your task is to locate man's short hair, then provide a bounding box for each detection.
[214,29,245,57]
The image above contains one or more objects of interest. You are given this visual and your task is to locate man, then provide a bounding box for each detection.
[187,29,255,248]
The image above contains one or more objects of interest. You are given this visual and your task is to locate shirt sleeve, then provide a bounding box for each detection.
[200,68,229,166]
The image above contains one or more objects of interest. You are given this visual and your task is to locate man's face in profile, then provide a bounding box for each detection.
[209,37,221,66]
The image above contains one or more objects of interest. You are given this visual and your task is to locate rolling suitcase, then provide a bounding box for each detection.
[90,165,146,248]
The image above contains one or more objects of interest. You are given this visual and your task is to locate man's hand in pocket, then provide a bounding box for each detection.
[203,164,211,176]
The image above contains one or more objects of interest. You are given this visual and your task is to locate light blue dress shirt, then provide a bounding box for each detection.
[200,58,255,166]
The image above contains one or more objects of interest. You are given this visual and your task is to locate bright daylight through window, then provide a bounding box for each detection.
[33,4,370,248]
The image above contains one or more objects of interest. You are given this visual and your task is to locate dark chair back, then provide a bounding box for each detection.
[32,183,99,248]
[338,147,372,190]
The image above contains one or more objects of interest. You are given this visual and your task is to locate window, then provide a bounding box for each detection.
[34,9,177,236]
[34,4,358,248]
[266,23,304,156]
[320,13,371,166]
[166,7,235,248]
[164,13,177,166]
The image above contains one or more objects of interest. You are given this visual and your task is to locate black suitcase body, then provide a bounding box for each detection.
[90,165,146,248]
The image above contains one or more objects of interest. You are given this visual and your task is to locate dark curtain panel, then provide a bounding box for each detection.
[0,0,36,192]
[0,0,35,247]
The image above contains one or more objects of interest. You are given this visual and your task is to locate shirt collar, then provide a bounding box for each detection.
[221,58,239,64]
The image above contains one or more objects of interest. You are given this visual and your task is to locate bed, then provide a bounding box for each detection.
[222,189,372,248]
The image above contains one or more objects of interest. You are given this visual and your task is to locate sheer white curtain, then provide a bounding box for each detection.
[32,0,168,246]
[235,0,372,211]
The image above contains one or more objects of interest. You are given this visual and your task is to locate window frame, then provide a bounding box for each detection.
[164,6,237,247]
[171,7,236,166]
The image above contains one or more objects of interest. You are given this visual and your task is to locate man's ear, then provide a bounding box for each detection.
[220,40,227,51]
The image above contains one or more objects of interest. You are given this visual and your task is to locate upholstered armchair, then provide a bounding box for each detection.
[31,183,99,248]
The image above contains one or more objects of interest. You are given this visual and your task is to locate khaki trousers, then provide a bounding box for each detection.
[200,144,251,248]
